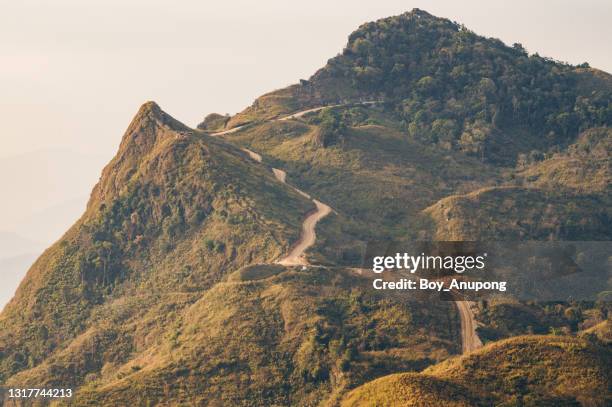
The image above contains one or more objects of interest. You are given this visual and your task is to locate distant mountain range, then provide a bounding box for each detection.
[1,9,610,406]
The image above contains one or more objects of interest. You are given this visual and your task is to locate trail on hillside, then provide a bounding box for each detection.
[456,300,483,353]
[211,101,381,136]
[212,103,481,353]
[236,147,332,266]
[241,148,262,162]
[277,105,342,121]
[276,198,331,266]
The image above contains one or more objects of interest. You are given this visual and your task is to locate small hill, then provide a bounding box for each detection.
[518,127,611,193]
[343,335,612,406]
[341,372,478,407]
[197,112,230,132]
[423,185,611,240]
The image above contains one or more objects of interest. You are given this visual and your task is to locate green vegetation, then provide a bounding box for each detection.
[197,112,230,132]
[0,102,312,385]
[223,111,498,264]
[474,299,611,342]
[312,9,611,164]
[518,127,611,193]
[231,9,611,165]
[424,185,611,241]
[222,10,610,263]
[62,267,454,406]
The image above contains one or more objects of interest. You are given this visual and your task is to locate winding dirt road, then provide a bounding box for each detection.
[237,148,331,266]
[277,104,342,121]
[211,101,382,136]
[212,103,481,353]
[276,199,331,266]
[456,300,483,353]
[269,164,331,266]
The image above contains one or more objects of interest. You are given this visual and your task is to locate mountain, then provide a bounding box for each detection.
[219,8,611,261]
[0,101,313,382]
[0,102,457,405]
[228,9,610,166]
[1,8,610,406]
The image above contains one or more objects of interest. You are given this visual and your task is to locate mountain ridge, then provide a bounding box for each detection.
[1,8,610,406]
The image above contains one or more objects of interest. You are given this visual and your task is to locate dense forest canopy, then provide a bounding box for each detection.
[311,9,611,162]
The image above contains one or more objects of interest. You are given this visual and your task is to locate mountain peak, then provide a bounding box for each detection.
[404,8,434,18]
[87,102,192,211]
[139,100,160,112]
[119,101,190,152]
[127,101,190,134]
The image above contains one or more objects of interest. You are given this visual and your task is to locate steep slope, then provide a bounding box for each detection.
[342,335,611,406]
[0,102,458,406]
[0,102,313,384]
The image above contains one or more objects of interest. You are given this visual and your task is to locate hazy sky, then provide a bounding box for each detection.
[2,0,611,158]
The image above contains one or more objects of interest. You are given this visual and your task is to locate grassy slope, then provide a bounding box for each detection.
[69,267,456,406]
[0,103,459,406]
[518,127,611,193]
[222,107,499,264]
[423,127,611,241]
[343,335,611,406]
[341,373,478,407]
[423,185,611,241]
[223,110,610,261]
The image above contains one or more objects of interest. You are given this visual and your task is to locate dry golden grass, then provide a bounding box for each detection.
[344,335,611,406]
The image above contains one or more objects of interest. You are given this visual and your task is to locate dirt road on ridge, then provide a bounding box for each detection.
[237,148,331,266]
[456,300,483,353]
[211,104,481,353]
[210,101,381,136]
[276,199,331,266]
